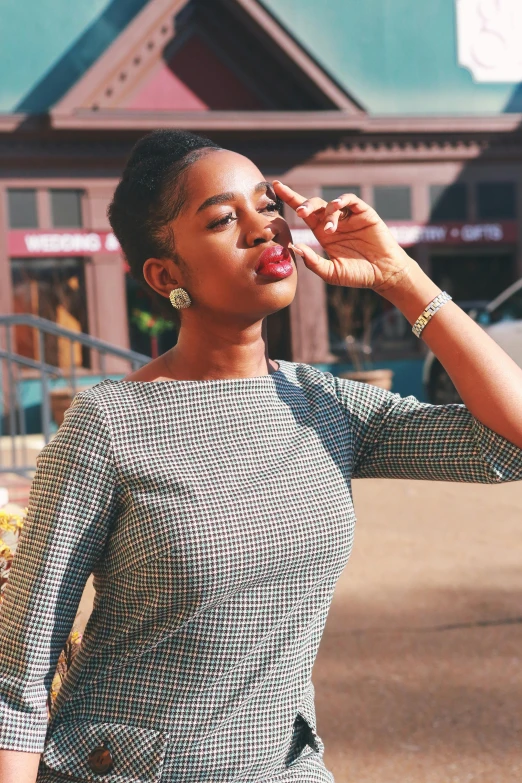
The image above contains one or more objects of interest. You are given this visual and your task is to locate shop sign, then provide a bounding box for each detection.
[456,0,522,83]
[8,230,121,257]
[291,221,518,250]
[387,221,518,246]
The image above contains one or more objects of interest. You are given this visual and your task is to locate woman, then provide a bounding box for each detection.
[0,130,521,783]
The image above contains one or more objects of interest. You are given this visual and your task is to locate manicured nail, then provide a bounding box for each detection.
[296,205,306,212]
[331,198,342,204]
[273,180,282,185]
[289,243,304,256]
[324,221,334,232]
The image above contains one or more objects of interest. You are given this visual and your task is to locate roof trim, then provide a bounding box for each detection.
[52,0,187,117]
[47,109,522,134]
[50,0,365,121]
[222,0,364,113]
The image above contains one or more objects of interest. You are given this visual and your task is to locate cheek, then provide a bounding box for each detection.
[185,237,247,289]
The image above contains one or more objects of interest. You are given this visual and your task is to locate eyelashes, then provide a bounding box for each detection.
[208,201,280,229]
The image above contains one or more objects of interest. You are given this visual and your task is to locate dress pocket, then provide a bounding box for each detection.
[284,711,320,767]
[41,718,170,782]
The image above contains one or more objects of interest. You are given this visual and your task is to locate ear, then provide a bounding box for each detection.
[143,257,181,297]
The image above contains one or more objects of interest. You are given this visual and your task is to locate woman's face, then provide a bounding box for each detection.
[144,149,298,324]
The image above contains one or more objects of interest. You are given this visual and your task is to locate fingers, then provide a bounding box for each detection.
[272,181,327,229]
[322,192,369,234]
[272,181,307,210]
[289,242,332,282]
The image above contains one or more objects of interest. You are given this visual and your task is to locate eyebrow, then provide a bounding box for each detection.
[196,181,273,213]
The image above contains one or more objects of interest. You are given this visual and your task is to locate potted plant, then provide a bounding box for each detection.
[328,286,394,391]
[0,508,82,716]
[130,307,176,360]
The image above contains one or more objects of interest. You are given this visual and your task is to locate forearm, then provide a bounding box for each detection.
[0,749,41,783]
[380,259,522,449]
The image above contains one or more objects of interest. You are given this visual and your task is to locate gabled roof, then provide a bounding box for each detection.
[51,0,365,129]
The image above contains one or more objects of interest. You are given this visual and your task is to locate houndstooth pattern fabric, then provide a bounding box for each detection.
[0,359,521,783]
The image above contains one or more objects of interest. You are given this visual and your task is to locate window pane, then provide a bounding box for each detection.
[430,184,467,222]
[477,183,516,220]
[50,189,83,228]
[7,189,38,228]
[11,257,90,369]
[374,186,411,220]
[322,186,361,202]
[431,253,514,301]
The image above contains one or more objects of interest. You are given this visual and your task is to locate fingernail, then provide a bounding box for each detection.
[324,221,334,231]
[331,198,342,204]
[289,243,304,256]
[296,205,307,213]
[273,180,282,185]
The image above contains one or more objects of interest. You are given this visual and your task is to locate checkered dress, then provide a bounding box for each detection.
[0,359,521,782]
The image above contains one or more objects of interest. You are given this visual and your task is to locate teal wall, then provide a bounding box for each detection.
[0,0,521,115]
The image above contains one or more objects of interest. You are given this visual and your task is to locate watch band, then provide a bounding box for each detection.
[412,291,452,338]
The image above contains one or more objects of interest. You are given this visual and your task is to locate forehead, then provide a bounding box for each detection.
[185,149,265,203]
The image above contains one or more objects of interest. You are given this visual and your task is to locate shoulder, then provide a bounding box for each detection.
[285,361,402,420]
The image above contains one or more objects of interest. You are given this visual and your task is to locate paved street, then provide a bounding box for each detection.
[315,477,522,783]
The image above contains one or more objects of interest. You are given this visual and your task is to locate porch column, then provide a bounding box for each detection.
[284,187,336,364]
[87,254,130,374]
[84,186,130,374]
[0,186,13,317]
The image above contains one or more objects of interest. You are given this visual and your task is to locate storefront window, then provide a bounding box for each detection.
[430,184,468,222]
[7,189,38,228]
[322,186,361,202]
[326,283,419,363]
[431,252,514,303]
[477,183,516,220]
[125,275,178,358]
[10,257,90,370]
[50,189,83,227]
[373,186,411,220]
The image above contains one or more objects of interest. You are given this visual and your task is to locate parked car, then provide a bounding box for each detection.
[424,279,522,404]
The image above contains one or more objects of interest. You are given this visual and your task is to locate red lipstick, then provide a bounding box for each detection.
[255,246,293,279]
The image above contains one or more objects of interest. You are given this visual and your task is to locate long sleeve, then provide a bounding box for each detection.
[328,374,522,483]
[0,392,119,752]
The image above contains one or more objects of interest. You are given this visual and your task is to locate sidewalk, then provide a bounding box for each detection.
[315,477,522,783]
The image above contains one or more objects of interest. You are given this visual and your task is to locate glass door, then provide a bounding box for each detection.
[10,257,90,370]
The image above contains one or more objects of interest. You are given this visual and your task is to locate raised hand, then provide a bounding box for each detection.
[273,181,412,293]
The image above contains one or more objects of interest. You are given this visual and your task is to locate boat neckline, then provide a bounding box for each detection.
[101,359,290,386]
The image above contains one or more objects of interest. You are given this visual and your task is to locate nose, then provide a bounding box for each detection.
[245,218,277,248]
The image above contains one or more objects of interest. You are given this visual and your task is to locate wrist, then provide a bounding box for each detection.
[377,259,442,325]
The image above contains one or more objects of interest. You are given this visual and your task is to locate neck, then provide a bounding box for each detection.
[163,317,277,381]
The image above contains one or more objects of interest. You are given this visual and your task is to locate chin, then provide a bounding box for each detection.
[258,279,297,309]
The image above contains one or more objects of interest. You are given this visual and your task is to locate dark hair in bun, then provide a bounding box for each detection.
[108,129,222,323]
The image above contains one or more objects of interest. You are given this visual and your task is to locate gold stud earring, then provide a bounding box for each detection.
[169,288,192,309]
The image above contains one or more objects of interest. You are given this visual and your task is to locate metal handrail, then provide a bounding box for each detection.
[0,314,150,477]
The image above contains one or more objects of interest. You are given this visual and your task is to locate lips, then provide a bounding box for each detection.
[255,245,294,279]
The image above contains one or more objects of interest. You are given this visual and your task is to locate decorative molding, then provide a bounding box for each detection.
[313,137,492,163]
[52,0,187,116]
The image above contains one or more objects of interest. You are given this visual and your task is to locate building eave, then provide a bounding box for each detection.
[48,109,522,135]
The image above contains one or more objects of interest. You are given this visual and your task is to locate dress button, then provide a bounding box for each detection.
[87,744,114,775]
